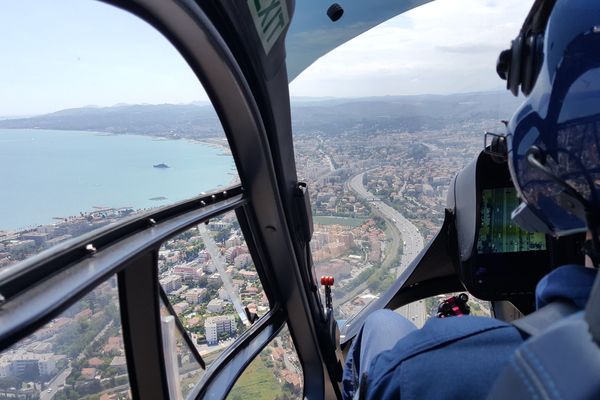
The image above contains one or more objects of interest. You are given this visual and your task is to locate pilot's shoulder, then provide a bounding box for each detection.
[384,316,520,363]
[536,264,597,309]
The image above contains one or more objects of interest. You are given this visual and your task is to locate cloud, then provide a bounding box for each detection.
[290,0,534,97]
[436,43,502,54]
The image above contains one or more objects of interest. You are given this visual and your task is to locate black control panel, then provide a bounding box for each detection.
[450,152,550,301]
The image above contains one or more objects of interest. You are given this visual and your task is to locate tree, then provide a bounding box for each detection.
[197,275,208,288]
[214,228,231,244]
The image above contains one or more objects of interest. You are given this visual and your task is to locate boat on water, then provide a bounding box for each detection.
[153,163,169,168]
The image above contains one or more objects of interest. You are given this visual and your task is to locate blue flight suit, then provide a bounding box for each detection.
[342,265,597,399]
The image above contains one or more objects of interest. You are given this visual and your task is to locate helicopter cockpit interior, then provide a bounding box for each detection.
[0,0,597,399]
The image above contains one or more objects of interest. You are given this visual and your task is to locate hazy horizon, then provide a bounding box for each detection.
[0,0,532,116]
[0,89,519,119]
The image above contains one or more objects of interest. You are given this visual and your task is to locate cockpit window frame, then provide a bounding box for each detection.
[0,0,336,398]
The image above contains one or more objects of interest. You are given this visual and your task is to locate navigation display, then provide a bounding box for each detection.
[477,188,546,254]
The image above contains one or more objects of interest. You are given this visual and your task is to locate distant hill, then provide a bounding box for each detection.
[0,104,222,138]
[290,91,522,135]
[0,92,522,137]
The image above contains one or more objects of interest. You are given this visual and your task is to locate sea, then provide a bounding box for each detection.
[0,129,237,231]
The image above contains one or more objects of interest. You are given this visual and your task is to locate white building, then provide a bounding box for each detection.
[198,249,211,263]
[234,253,253,269]
[207,298,226,313]
[225,235,242,248]
[160,275,182,293]
[0,351,60,378]
[0,362,10,378]
[205,315,236,345]
[207,221,228,231]
[5,240,36,252]
[185,288,207,304]
[38,357,57,376]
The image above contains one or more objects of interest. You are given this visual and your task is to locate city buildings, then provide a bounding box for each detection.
[160,275,182,294]
[0,351,61,379]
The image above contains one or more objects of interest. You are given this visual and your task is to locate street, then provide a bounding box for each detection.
[40,364,71,400]
[275,337,301,375]
[199,225,249,326]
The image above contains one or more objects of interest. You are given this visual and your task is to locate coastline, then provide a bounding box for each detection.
[0,129,238,233]
[0,128,232,153]
[187,137,232,157]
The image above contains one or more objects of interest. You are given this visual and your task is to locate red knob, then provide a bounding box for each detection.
[320,276,334,286]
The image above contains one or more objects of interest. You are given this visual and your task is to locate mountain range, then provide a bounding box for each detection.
[0,91,523,137]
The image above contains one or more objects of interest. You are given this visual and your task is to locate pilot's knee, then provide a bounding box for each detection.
[362,309,415,336]
[363,309,401,327]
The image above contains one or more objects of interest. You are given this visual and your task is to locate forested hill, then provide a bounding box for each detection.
[0,91,522,137]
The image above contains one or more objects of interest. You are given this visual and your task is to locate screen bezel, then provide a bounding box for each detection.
[460,153,550,301]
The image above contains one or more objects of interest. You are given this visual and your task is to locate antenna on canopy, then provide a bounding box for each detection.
[483,131,508,163]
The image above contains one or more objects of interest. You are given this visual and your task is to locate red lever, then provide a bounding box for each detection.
[320,276,334,286]
[321,276,334,310]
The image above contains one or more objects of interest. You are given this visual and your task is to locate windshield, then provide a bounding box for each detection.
[290,0,533,320]
[0,1,238,270]
[0,2,242,398]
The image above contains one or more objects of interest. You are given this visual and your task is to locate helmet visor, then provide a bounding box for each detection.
[509,67,600,235]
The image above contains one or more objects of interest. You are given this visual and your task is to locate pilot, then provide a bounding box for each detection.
[342,0,600,398]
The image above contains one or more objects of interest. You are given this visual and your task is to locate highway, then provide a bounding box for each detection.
[349,172,424,273]
[397,299,427,329]
[332,212,402,308]
[40,364,71,400]
[348,172,428,327]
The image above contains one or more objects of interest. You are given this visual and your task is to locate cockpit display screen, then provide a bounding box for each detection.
[477,188,546,254]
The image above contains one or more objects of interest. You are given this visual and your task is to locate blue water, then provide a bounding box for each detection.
[0,129,237,230]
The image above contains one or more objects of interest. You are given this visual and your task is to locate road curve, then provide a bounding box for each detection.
[348,171,427,327]
[40,364,71,400]
[348,172,424,275]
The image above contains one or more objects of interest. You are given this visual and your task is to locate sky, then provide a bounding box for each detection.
[0,1,201,116]
[290,0,534,97]
[0,0,533,116]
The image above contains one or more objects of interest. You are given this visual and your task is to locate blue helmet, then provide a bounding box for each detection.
[504,0,600,237]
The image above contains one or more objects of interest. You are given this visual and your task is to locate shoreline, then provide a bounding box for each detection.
[0,178,241,235]
[0,180,239,236]
[0,128,232,153]
[0,129,238,235]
